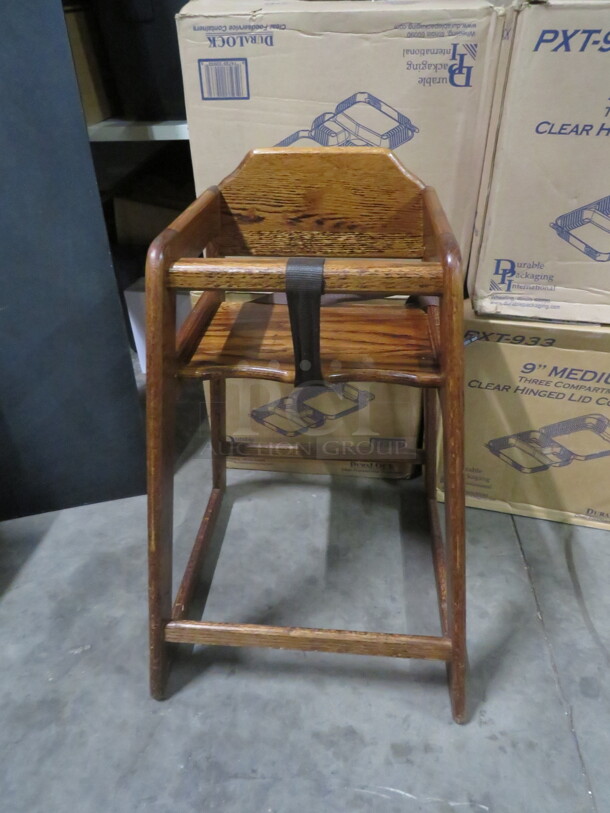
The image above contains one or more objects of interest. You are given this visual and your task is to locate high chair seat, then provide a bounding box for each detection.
[179,301,440,385]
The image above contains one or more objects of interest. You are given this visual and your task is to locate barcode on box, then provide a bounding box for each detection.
[198,58,250,101]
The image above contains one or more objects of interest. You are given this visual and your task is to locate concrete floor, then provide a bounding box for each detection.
[2,398,610,813]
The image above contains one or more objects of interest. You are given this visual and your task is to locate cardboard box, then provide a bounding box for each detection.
[471,0,610,323]
[207,377,422,479]
[468,1,518,295]
[176,0,505,263]
[437,303,610,530]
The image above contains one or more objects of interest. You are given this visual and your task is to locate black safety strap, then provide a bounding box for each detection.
[286,257,326,387]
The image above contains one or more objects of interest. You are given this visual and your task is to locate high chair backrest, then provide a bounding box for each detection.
[215,147,426,258]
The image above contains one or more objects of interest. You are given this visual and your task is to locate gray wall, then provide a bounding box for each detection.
[0,1,146,519]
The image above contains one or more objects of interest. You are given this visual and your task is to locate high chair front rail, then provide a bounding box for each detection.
[146,147,466,721]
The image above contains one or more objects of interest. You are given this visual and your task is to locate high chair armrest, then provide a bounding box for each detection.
[422,186,463,377]
[422,186,462,284]
[146,187,221,278]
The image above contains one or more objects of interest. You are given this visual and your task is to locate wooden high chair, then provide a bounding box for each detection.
[146,147,466,722]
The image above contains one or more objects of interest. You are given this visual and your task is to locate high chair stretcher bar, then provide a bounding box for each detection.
[164,620,453,661]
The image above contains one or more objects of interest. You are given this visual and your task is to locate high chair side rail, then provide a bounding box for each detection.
[423,185,466,717]
[146,187,223,367]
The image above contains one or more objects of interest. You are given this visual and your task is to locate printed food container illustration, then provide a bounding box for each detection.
[550,195,610,262]
[486,414,610,473]
[250,383,375,438]
[277,92,419,150]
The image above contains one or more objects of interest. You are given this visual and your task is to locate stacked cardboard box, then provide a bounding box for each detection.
[205,374,422,480]
[470,0,610,324]
[177,0,506,262]
[437,304,610,530]
[456,0,610,527]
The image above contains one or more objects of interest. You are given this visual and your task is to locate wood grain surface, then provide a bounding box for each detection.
[217,148,425,257]
[179,301,440,386]
[172,487,223,621]
[165,620,452,661]
[168,257,443,295]
[423,185,467,722]
[176,290,223,364]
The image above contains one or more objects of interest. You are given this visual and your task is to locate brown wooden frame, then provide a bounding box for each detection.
[146,147,466,722]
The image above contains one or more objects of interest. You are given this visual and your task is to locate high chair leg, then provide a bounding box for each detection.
[424,389,449,637]
[210,377,227,491]
[442,372,467,724]
[147,275,177,701]
[147,375,176,701]
[170,376,227,626]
